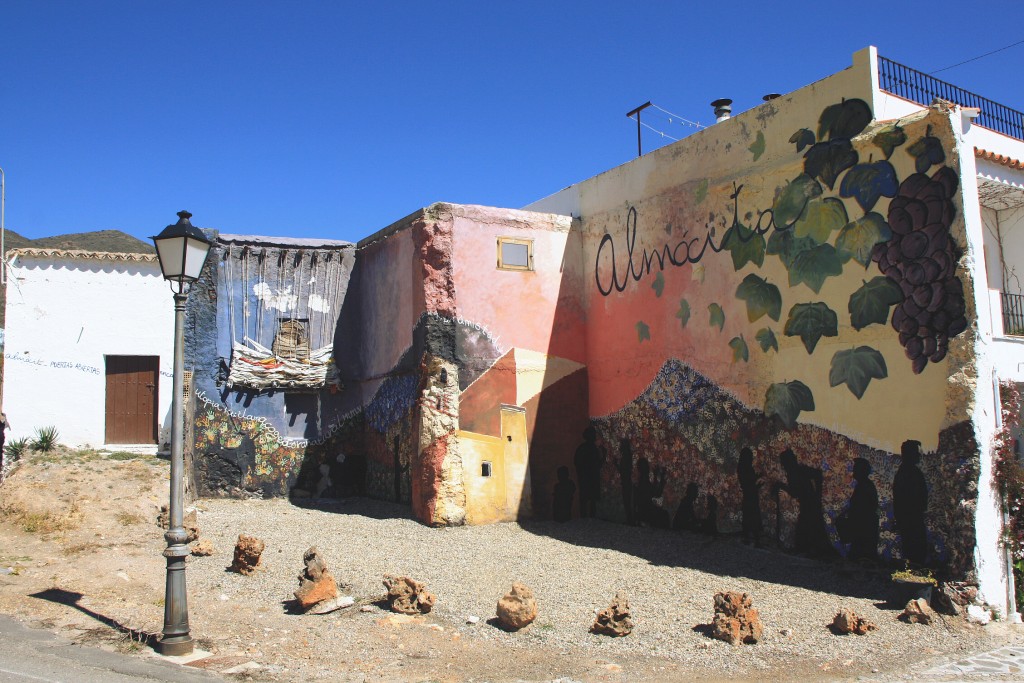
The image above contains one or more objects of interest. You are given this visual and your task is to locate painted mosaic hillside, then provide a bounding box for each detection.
[590,358,979,578]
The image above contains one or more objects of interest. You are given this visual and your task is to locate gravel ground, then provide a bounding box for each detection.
[188,495,1017,680]
[2,451,1022,682]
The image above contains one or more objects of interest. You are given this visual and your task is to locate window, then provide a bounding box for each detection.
[497,237,533,271]
[272,319,310,360]
[481,461,492,477]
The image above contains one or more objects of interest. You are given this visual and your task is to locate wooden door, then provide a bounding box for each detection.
[105,356,159,444]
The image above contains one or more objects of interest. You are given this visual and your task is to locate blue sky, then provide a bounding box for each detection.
[2,2,1022,244]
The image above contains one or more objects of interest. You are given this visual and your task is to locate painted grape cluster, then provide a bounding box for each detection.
[873,165,965,373]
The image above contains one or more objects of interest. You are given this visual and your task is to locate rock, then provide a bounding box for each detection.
[157,505,200,543]
[383,575,436,615]
[466,616,479,624]
[496,582,537,630]
[309,596,354,614]
[190,539,214,556]
[966,604,992,625]
[931,585,963,616]
[900,598,937,625]
[360,605,374,613]
[710,591,763,645]
[294,547,339,610]
[591,591,633,637]
[831,608,876,635]
[780,628,793,637]
[228,534,265,575]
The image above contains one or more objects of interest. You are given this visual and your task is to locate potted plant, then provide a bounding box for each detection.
[891,566,937,603]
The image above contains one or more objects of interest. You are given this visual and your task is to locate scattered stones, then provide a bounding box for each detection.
[190,539,214,556]
[309,596,355,614]
[294,547,340,610]
[157,505,200,543]
[496,582,538,630]
[711,591,763,645]
[383,575,436,614]
[591,591,633,637]
[228,534,265,575]
[831,608,876,635]
[900,598,937,625]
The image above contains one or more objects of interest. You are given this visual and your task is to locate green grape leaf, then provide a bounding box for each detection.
[829,346,888,399]
[789,128,815,153]
[694,178,709,204]
[794,197,848,244]
[766,228,817,269]
[788,243,843,293]
[764,380,815,429]
[817,99,872,141]
[709,303,725,331]
[849,276,904,330]
[736,273,782,322]
[784,302,839,353]
[636,320,650,342]
[749,131,766,161]
[873,123,907,160]
[839,160,898,212]
[907,133,945,173]
[836,213,892,268]
[676,299,691,328]
[803,139,859,189]
[730,335,749,363]
[719,220,766,270]
[755,327,778,353]
[772,174,822,228]
[652,271,665,297]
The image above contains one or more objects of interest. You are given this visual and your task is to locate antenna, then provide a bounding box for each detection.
[626,101,653,158]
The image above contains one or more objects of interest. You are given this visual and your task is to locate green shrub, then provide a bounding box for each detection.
[5,438,30,462]
[31,426,60,453]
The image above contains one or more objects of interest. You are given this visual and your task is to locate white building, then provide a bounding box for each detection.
[3,248,174,449]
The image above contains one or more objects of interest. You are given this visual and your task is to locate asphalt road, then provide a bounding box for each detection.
[0,615,221,683]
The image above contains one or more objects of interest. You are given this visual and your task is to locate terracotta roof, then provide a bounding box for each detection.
[7,248,157,262]
[976,148,1024,170]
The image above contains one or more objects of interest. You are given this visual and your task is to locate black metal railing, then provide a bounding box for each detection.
[1002,292,1024,336]
[878,55,1024,142]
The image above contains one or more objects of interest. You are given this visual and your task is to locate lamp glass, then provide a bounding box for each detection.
[154,236,187,279]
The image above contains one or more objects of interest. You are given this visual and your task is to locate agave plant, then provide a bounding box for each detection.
[31,426,60,453]
[4,438,30,462]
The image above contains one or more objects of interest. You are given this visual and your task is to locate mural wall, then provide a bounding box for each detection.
[570,101,979,576]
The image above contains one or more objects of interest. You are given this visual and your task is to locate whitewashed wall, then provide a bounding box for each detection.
[3,252,174,448]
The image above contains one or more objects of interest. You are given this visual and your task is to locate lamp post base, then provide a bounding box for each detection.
[155,635,194,656]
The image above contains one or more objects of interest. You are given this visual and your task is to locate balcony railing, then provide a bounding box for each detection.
[878,55,1024,142]
[1002,292,1024,336]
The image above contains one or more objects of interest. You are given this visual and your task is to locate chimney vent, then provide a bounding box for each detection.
[762,93,782,102]
[711,98,733,122]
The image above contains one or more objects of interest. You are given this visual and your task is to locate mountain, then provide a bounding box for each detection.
[25,229,154,254]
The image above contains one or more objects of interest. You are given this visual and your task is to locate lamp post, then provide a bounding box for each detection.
[150,210,212,656]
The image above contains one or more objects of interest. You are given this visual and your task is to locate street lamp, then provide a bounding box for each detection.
[151,210,211,656]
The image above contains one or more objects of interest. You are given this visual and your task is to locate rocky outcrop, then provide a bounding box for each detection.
[496,582,537,630]
[294,547,339,610]
[228,534,265,575]
[831,608,876,635]
[383,575,435,614]
[900,598,936,625]
[591,591,633,637]
[711,591,763,645]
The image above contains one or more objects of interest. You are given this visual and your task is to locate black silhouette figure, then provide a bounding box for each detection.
[774,449,835,557]
[836,458,879,561]
[574,426,604,518]
[737,447,763,546]
[634,458,670,528]
[700,494,719,537]
[552,466,576,522]
[618,439,635,525]
[673,482,700,532]
[893,440,929,564]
